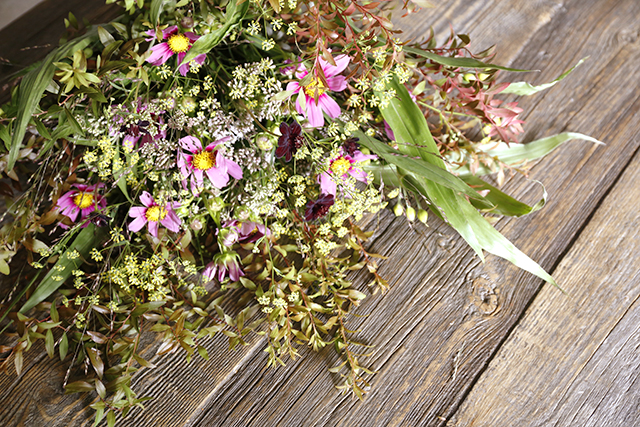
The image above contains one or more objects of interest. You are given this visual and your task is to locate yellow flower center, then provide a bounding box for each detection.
[303,78,327,99]
[145,206,167,222]
[167,34,190,54]
[192,150,217,170]
[330,157,351,176]
[73,192,94,209]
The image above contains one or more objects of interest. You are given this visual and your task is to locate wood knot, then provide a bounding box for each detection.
[469,274,499,315]
[617,28,639,44]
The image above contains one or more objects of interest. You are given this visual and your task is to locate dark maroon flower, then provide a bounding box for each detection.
[276,122,304,162]
[304,194,334,221]
[342,137,360,156]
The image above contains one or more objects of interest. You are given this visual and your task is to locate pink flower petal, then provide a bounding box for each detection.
[146,43,173,65]
[129,206,147,218]
[161,209,181,232]
[224,158,243,180]
[206,167,229,188]
[140,191,154,207]
[162,25,178,38]
[179,136,202,153]
[148,220,159,238]
[326,75,347,92]
[178,61,189,76]
[286,81,301,93]
[128,215,147,233]
[306,97,325,127]
[318,94,341,119]
[193,54,206,65]
[321,54,350,77]
[318,172,337,195]
[348,167,368,183]
[185,32,199,42]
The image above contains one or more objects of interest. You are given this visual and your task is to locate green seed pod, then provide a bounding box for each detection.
[405,206,416,222]
[417,209,428,224]
[393,203,403,217]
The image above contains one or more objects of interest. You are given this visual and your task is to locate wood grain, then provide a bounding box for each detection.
[450,130,640,427]
[1,0,640,426]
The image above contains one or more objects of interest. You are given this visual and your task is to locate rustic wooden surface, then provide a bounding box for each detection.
[1,0,640,426]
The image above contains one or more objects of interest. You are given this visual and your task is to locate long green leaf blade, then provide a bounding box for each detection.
[20,224,102,313]
[462,175,547,217]
[404,46,531,72]
[356,133,486,201]
[381,78,556,286]
[501,57,587,96]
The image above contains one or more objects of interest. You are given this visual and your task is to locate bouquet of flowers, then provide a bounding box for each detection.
[0,0,599,424]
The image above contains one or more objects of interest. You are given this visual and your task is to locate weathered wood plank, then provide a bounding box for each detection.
[1,0,640,426]
[450,129,640,427]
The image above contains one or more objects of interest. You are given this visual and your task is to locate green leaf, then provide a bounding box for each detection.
[88,347,104,379]
[501,57,587,96]
[97,26,116,47]
[150,0,169,25]
[404,46,530,72]
[64,107,85,136]
[453,132,604,176]
[60,333,69,361]
[356,133,486,202]
[0,123,12,150]
[131,301,166,316]
[34,118,52,140]
[8,33,95,171]
[65,380,95,393]
[381,78,556,286]
[197,345,209,360]
[180,0,249,65]
[50,302,59,322]
[462,175,547,217]
[45,329,54,358]
[20,224,105,313]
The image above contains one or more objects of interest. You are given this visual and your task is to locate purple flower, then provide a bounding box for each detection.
[285,54,350,128]
[318,148,377,195]
[128,191,181,238]
[275,122,304,162]
[342,137,360,156]
[304,194,334,221]
[145,25,206,76]
[56,183,107,228]
[203,252,244,283]
[177,136,242,193]
[220,220,270,247]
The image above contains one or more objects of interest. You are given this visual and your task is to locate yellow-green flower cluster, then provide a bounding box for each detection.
[105,253,171,300]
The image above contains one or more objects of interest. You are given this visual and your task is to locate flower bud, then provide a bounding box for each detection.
[181,16,194,28]
[417,209,428,224]
[405,206,416,222]
[255,133,274,151]
[393,203,403,217]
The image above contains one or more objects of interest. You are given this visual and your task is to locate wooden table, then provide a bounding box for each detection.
[1,0,640,425]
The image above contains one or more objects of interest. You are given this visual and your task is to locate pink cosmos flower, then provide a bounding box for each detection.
[128,191,181,238]
[56,183,107,228]
[177,136,242,193]
[145,25,206,76]
[202,252,244,283]
[285,55,350,128]
[318,148,377,196]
